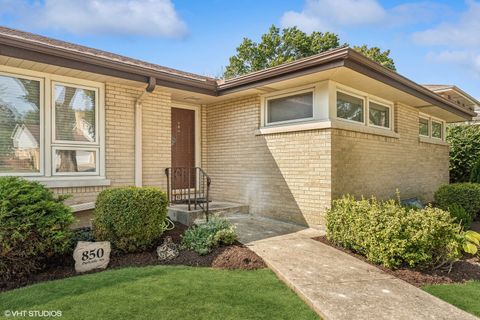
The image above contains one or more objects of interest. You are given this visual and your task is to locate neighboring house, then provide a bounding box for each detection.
[0,26,476,227]
[10,123,40,170]
[423,85,480,123]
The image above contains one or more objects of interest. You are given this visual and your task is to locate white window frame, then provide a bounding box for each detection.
[368,100,393,130]
[0,65,106,180]
[52,146,100,176]
[264,88,315,126]
[431,119,444,140]
[419,116,430,137]
[51,81,99,146]
[418,112,446,141]
[0,71,45,177]
[335,88,366,125]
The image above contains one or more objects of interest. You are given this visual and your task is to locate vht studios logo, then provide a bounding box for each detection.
[4,310,62,317]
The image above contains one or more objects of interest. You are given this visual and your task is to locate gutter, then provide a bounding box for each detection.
[134,77,156,187]
[0,34,474,119]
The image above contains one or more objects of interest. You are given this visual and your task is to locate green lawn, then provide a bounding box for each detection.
[0,266,319,320]
[423,281,480,317]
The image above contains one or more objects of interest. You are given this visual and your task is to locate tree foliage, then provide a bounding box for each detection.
[352,45,396,71]
[447,124,480,183]
[223,25,396,79]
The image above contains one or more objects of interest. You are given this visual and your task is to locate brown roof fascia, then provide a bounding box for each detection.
[0,35,218,96]
[0,31,474,119]
[216,47,350,95]
[344,49,475,119]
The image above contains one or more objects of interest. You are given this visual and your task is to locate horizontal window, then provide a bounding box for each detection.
[337,91,364,123]
[432,121,443,139]
[266,92,313,124]
[369,102,390,128]
[419,118,429,136]
[54,149,97,175]
[0,74,41,174]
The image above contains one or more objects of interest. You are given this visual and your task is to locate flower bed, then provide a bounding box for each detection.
[0,222,266,292]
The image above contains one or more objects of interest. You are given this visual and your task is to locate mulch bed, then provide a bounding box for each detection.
[313,235,480,287]
[0,223,266,292]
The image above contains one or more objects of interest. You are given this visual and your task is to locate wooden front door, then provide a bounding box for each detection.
[171,107,196,188]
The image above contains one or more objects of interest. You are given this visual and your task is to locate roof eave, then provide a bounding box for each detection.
[0,35,218,96]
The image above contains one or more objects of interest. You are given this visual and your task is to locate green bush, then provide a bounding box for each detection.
[93,187,169,253]
[470,159,480,183]
[447,124,480,183]
[0,177,74,280]
[434,183,480,220]
[448,204,473,229]
[326,195,462,269]
[181,218,237,255]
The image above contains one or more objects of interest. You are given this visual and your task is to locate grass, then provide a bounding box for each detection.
[0,266,319,320]
[423,281,480,317]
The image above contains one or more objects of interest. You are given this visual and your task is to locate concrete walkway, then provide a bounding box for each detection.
[226,214,477,320]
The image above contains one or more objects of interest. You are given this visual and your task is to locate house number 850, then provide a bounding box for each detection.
[81,248,105,261]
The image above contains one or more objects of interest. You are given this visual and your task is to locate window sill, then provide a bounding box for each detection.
[255,119,400,139]
[419,136,449,146]
[331,119,400,139]
[255,120,333,135]
[26,177,111,188]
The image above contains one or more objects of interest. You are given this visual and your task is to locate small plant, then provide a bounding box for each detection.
[434,183,480,220]
[181,218,237,255]
[448,204,473,229]
[462,230,480,256]
[0,177,75,280]
[326,195,462,269]
[93,187,171,253]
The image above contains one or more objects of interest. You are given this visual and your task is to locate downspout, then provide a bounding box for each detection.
[135,76,156,187]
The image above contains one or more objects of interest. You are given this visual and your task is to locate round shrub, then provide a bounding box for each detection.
[326,195,462,269]
[434,183,480,220]
[0,177,74,280]
[93,187,169,253]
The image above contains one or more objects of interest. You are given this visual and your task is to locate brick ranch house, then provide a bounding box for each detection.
[0,26,477,228]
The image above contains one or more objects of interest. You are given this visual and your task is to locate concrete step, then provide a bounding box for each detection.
[168,201,249,226]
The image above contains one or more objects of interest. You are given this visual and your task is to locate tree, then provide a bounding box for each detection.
[223,25,396,79]
[353,45,396,71]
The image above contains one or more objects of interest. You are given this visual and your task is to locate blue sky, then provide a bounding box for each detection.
[0,0,478,98]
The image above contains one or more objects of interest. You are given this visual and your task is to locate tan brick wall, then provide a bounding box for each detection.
[56,82,171,208]
[332,103,449,202]
[204,96,331,226]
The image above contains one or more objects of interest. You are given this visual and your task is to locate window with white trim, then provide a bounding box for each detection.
[431,120,443,139]
[336,91,364,123]
[418,114,445,141]
[369,101,390,129]
[266,91,313,125]
[52,82,99,175]
[0,71,104,177]
[419,117,429,136]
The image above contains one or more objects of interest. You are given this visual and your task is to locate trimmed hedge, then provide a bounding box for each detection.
[0,177,74,280]
[93,187,169,253]
[434,183,480,221]
[326,196,462,269]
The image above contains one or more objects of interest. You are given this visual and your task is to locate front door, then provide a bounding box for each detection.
[171,107,195,188]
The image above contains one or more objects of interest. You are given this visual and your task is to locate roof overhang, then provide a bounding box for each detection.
[0,32,475,120]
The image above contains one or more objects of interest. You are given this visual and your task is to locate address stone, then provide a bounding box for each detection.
[73,241,111,273]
